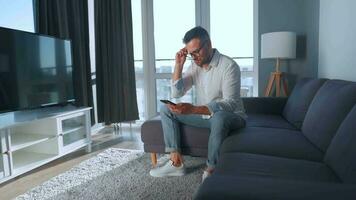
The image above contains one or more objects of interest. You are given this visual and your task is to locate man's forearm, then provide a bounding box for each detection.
[192,106,211,115]
[172,64,183,81]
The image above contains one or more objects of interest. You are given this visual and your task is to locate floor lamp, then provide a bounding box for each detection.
[261,32,296,97]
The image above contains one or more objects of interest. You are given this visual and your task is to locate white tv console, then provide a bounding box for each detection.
[0,105,92,184]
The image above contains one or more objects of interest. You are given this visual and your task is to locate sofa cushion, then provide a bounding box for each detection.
[302,80,356,152]
[221,127,323,161]
[246,113,297,130]
[325,105,356,184]
[242,97,287,115]
[215,153,340,182]
[282,78,327,129]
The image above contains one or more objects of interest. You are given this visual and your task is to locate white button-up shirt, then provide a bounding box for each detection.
[172,49,246,119]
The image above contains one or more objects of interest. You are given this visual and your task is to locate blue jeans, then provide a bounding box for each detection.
[160,105,246,169]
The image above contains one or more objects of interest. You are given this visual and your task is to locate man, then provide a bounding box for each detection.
[149,26,246,181]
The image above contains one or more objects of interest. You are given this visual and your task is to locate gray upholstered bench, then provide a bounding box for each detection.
[141,116,209,165]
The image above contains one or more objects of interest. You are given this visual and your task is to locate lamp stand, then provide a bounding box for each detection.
[265,58,289,97]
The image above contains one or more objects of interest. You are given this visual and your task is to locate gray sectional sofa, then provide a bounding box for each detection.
[141,78,356,199]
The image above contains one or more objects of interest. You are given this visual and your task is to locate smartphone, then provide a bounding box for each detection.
[160,99,176,105]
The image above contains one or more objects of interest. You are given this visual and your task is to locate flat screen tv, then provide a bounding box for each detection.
[0,27,75,113]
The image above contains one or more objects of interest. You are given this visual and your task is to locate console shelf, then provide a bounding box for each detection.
[62,126,85,135]
[11,133,52,151]
[0,106,92,184]
[13,151,56,173]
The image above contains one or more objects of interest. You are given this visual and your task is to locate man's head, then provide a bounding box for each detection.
[183,26,213,67]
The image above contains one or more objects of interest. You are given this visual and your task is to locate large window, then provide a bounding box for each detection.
[153,0,196,110]
[0,0,35,32]
[132,0,256,120]
[210,0,254,97]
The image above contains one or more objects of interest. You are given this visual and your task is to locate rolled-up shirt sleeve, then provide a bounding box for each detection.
[205,63,243,115]
[171,65,194,98]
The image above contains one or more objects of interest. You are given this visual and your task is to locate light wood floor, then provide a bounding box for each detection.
[0,124,143,200]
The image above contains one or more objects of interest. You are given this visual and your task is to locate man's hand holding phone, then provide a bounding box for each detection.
[161,100,194,115]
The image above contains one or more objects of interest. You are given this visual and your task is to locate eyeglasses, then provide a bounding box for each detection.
[186,41,207,58]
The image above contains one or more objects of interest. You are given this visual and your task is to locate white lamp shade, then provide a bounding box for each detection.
[261,32,296,59]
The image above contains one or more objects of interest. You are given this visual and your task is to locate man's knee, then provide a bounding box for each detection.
[210,111,231,124]
[210,111,243,130]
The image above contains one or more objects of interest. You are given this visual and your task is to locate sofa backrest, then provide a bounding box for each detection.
[282,78,327,129]
[324,105,356,183]
[302,80,356,152]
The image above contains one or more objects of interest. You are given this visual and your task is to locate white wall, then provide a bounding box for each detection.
[318,0,356,81]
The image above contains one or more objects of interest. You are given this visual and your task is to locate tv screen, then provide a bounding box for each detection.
[0,27,74,113]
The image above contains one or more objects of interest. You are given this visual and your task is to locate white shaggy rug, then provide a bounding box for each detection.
[16,148,144,200]
[16,148,206,200]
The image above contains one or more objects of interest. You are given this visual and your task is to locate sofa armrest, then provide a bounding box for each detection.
[242,97,288,115]
[194,176,356,200]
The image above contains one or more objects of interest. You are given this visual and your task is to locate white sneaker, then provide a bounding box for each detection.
[202,171,211,182]
[157,155,170,166]
[149,160,186,177]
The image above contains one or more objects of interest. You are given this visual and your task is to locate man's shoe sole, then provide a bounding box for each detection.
[149,170,185,177]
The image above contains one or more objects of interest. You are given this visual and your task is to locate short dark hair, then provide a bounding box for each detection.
[183,26,210,44]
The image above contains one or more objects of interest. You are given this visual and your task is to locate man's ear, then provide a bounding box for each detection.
[207,40,212,49]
